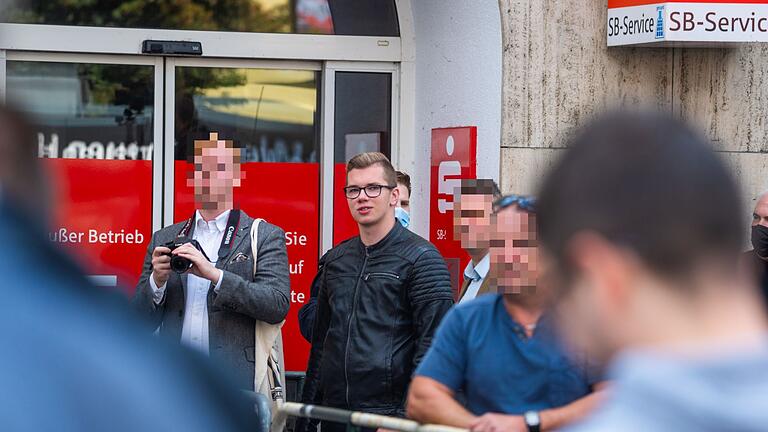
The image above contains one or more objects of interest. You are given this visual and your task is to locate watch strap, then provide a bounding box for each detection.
[524,411,541,432]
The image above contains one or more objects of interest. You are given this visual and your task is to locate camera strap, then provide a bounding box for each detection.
[177,209,242,262]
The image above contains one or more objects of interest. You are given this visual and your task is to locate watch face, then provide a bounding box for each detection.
[525,411,540,426]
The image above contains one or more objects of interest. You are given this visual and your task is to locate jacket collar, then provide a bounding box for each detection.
[358,219,404,255]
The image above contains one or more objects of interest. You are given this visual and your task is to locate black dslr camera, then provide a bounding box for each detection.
[163,237,210,273]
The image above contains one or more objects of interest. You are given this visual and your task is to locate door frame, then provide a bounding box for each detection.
[0,23,401,62]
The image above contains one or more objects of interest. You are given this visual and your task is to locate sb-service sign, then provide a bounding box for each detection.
[608,0,768,46]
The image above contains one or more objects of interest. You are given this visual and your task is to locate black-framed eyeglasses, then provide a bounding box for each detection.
[493,194,537,214]
[344,184,396,199]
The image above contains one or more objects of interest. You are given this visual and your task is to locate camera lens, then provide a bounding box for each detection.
[170,255,193,273]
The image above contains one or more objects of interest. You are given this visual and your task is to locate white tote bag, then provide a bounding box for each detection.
[251,218,287,432]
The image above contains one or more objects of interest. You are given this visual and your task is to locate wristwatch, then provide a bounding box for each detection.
[524,411,541,432]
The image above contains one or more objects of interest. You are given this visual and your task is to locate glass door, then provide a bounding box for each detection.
[1,52,396,373]
[166,57,321,371]
[3,52,163,292]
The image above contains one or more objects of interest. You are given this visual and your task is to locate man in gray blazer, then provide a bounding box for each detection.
[133,132,290,390]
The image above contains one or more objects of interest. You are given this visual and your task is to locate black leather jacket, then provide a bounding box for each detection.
[300,222,454,417]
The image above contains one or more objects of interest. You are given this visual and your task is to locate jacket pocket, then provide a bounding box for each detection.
[227,260,254,279]
[363,272,401,281]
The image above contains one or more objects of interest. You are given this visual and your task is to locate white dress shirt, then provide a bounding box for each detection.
[459,253,490,304]
[150,210,227,354]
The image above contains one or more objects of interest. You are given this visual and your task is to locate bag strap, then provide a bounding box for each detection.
[250,219,285,402]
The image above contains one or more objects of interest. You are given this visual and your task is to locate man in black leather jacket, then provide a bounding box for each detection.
[297,153,454,432]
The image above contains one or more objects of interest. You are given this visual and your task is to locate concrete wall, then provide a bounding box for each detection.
[499,0,768,225]
[408,0,502,235]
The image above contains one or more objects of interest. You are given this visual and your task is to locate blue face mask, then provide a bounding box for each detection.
[394,207,410,229]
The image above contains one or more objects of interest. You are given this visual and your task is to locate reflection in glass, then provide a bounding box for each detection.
[6,61,154,160]
[334,72,392,162]
[5,60,155,291]
[1,0,398,36]
[175,67,318,163]
[332,71,393,244]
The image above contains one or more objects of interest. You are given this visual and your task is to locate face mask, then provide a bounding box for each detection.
[395,207,410,229]
[752,225,768,258]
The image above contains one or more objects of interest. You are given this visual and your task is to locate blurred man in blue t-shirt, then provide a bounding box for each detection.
[407,195,605,432]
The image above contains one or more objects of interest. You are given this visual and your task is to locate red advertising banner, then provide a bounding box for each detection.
[45,159,153,292]
[48,158,321,371]
[430,127,477,299]
[175,161,319,371]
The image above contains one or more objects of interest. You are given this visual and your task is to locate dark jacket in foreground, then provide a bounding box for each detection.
[132,210,290,389]
[300,222,454,417]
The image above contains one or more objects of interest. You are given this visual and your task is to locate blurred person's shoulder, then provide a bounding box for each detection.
[567,345,768,432]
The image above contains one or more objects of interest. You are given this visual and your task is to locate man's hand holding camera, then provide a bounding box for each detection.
[151,240,220,287]
[151,246,173,287]
[170,242,220,282]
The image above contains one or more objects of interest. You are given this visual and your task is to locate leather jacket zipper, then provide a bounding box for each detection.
[364,272,400,281]
[345,246,369,407]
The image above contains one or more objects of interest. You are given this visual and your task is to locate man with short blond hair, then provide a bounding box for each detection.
[297,152,454,432]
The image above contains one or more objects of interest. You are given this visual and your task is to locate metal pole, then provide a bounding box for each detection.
[278,402,468,432]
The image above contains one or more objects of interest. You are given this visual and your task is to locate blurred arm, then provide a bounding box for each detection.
[298,253,327,342]
[131,233,166,329]
[407,376,476,428]
[539,382,609,431]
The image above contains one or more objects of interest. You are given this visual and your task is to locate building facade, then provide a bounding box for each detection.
[499,0,768,225]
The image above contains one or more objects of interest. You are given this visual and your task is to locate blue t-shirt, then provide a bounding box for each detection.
[415,294,596,416]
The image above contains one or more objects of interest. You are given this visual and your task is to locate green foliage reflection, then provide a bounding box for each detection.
[2,0,292,33]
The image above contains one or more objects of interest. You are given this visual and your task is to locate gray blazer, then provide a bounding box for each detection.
[132,211,290,390]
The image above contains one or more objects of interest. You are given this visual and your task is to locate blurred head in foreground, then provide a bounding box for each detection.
[0,105,256,431]
[537,112,765,364]
[0,105,49,219]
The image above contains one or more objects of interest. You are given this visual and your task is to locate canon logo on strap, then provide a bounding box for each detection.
[225,225,236,244]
